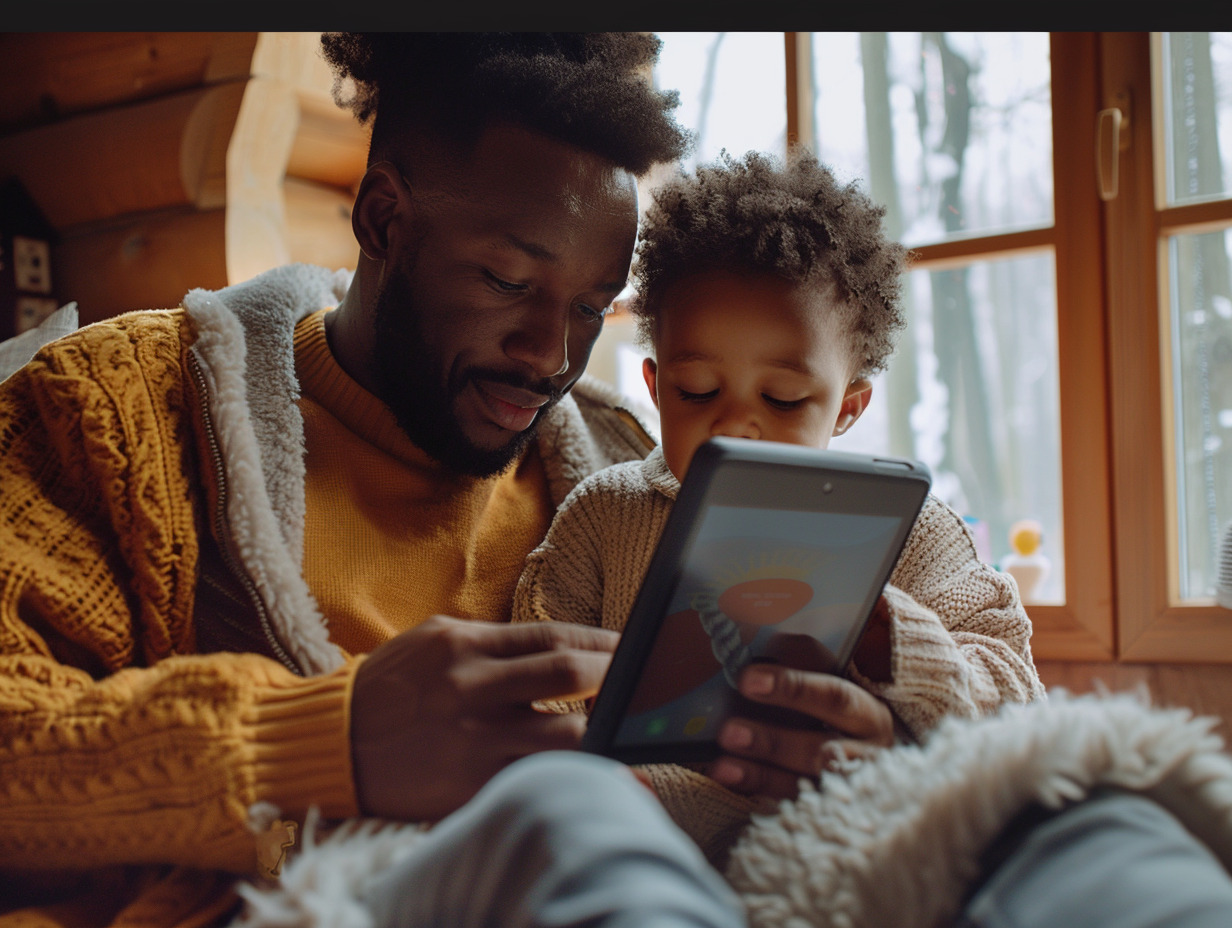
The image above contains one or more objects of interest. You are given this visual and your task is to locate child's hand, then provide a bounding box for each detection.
[705,663,894,800]
[850,594,894,683]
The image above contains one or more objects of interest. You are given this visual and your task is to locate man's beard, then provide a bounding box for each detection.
[371,266,563,478]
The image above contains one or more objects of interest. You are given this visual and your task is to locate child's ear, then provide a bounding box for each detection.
[833,378,873,436]
[642,357,661,411]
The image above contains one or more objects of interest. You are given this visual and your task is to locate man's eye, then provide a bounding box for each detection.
[764,395,804,410]
[577,303,609,323]
[677,388,718,403]
[486,271,525,292]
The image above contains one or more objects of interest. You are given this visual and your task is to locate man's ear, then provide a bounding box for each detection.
[833,378,873,436]
[351,162,407,262]
[642,357,661,411]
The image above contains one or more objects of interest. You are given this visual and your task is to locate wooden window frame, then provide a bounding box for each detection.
[1102,32,1232,661]
[786,31,1232,663]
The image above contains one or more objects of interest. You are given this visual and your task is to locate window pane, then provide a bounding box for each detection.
[587,312,660,435]
[831,252,1065,604]
[1168,229,1232,600]
[1161,32,1232,206]
[652,32,787,170]
[808,32,1053,248]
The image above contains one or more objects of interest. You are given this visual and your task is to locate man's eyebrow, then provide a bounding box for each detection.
[503,233,628,294]
[505,233,556,262]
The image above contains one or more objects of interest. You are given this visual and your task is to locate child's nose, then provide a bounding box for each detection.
[711,405,761,441]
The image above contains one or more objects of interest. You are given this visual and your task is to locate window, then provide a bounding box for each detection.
[592,32,1232,662]
[804,33,1064,608]
[1104,32,1232,660]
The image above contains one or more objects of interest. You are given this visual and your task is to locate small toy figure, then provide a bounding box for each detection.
[1002,518,1050,603]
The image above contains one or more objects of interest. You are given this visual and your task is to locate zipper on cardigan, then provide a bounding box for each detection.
[188,350,301,675]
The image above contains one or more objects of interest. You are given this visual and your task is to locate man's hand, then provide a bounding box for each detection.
[706,662,895,800]
[350,615,619,822]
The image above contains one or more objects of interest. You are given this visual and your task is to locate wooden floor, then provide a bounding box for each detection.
[1036,660,1232,739]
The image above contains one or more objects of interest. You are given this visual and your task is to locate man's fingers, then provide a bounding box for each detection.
[468,648,614,705]
[709,737,883,799]
[489,704,593,755]
[717,717,829,779]
[738,663,893,744]
[439,615,620,657]
[709,663,896,795]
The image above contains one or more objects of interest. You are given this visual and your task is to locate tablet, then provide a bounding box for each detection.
[581,436,932,766]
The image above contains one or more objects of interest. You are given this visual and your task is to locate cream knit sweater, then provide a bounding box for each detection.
[512,444,1046,861]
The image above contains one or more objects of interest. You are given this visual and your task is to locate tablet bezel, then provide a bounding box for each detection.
[581,436,932,765]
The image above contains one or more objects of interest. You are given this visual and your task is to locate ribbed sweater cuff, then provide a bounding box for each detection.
[249,657,362,820]
[851,584,970,737]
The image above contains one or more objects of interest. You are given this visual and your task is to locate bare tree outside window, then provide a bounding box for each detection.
[1163,32,1232,600]
[810,32,1062,601]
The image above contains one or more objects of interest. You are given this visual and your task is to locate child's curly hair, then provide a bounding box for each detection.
[630,150,908,378]
[320,32,692,177]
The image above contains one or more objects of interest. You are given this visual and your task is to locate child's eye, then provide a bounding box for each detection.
[764,395,804,410]
[677,388,718,403]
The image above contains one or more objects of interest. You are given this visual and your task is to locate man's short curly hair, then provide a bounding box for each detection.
[320,32,692,177]
[630,150,908,378]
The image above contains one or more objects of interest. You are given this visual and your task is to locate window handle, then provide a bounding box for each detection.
[1096,92,1131,202]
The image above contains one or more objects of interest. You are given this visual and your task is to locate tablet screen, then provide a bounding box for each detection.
[610,503,904,752]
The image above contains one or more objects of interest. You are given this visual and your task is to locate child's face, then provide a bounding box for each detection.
[643,270,872,482]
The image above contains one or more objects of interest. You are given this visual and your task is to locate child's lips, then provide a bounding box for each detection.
[474,380,549,432]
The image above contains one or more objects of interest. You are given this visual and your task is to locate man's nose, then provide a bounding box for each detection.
[504,301,570,379]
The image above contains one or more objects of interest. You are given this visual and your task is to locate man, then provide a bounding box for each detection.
[6,31,1232,928]
[0,32,754,927]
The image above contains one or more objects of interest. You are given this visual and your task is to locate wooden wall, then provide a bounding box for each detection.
[0,32,367,328]
[1036,659,1232,739]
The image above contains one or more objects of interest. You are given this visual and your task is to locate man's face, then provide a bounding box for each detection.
[372,124,639,477]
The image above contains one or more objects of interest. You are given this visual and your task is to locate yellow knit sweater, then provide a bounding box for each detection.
[0,310,358,923]
[294,309,554,652]
[0,256,658,926]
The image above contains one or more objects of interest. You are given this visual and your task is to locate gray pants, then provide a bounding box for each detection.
[959,789,1232,928]
[362,750,747,928]
[361,755,1232,928]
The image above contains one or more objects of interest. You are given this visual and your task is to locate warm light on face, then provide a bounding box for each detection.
[643,270,869,482]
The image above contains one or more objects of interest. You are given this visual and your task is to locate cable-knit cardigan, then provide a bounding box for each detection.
[512,444,1046,862]
[0,263,657,925]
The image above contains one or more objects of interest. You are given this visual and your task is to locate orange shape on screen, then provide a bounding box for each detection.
[626,609,723,715]
[718,578,814,625]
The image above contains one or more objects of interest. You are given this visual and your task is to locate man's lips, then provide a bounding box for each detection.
[473,380,552,433]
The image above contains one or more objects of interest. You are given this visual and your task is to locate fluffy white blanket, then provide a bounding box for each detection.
[236,689,1232,928]
[726,687,1232,928]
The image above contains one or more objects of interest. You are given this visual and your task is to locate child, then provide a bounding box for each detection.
[512,150,1045,862]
